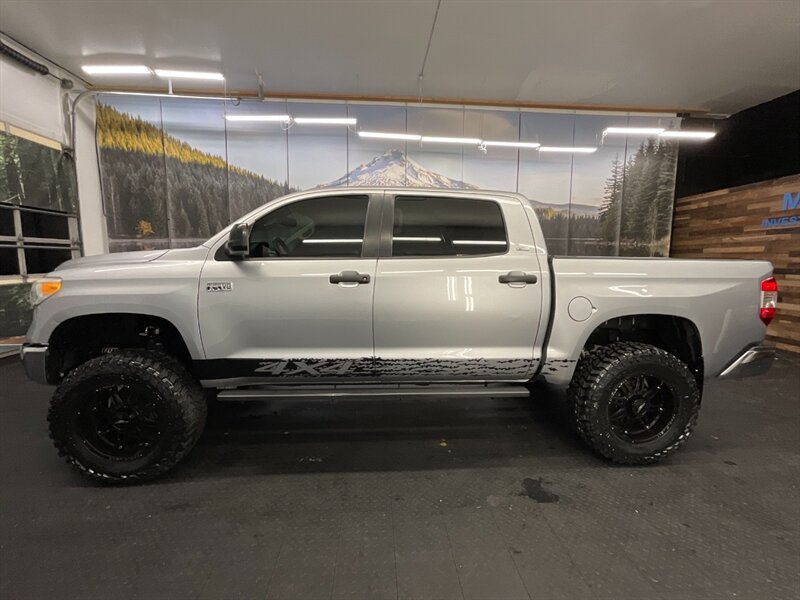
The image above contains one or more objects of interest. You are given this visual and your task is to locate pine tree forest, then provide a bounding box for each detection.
[0,131,77,213]
[597,139,678,256]
[96,104,295,248]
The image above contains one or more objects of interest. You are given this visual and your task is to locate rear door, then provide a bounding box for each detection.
[372,192,543,381]
[197,192,380,384]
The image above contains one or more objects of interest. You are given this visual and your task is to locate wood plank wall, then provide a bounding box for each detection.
[671,174,800,353]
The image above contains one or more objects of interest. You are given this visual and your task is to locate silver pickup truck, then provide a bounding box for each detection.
[21,188,777,482]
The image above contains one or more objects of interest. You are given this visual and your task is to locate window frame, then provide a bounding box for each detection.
[215,192,383,261]
[0,123,81,282]
[380,193,511,259]
[0,202,81,281]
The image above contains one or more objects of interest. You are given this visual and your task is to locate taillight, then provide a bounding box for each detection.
[760,276,778,326]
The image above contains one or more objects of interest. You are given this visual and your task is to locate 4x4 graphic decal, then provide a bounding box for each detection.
[194,357,536,381]
[254,359,354,376]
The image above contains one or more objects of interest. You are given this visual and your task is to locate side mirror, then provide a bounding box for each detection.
[226,223,250,258]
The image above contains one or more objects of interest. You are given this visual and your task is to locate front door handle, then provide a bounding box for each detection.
[330,270,371,285]
[499,271,538,285]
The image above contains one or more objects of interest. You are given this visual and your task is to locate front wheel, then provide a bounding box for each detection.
[568,342,700,465]
[48,351,207,483]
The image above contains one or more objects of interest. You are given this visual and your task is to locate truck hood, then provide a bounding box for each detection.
[54,249,169,271]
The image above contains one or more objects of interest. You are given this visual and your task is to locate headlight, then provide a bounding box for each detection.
[30,278,62,305]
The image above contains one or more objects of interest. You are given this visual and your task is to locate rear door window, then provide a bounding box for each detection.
[391,196,508,257]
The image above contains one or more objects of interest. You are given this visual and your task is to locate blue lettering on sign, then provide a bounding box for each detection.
[762,215,799,229]
[783,192,800,211]
[762,192,800,229]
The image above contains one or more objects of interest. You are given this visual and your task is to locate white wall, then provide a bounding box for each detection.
[0,40,108,255]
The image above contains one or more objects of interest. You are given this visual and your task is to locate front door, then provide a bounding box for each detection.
[372,193,544,381]
[197,193,379,384]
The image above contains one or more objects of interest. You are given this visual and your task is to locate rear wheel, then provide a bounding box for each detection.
[568,342,700,464]
[48,351,207,483]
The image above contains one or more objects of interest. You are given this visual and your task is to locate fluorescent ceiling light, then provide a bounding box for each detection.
[659,130,716,140]
[421,136,482,145]
[154,69,225,81]
[101,91,237,101]
[82,65,151,75]
[358,131,421,141]
[225,114,291,122]
[453,240,507,245]
[539,146,597,153]
[294,117,357,125]
[482,140,541,148]
[302,238,363,244]
[603,127,665,136]
[393,237,441,242]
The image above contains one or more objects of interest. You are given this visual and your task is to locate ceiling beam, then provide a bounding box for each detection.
[86,85,707,115]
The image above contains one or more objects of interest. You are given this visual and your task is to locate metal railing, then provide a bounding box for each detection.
[0,201,81,282]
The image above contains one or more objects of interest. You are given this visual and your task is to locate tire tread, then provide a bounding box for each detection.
[48,350,207,484]
[567,342,700,465]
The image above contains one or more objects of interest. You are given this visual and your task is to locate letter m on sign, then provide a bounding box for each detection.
[783,192,800,210]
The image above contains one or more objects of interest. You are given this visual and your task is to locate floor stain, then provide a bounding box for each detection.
[520,477,560,503]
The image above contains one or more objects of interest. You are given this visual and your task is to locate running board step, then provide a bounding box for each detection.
[217,384,531,401]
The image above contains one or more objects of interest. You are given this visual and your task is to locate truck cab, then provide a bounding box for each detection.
[196,188,547,385]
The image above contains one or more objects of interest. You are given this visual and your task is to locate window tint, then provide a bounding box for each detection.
[392,196,508,257]
[248,195,368,258]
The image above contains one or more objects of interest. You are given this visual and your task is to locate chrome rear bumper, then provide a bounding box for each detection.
[718,345,776,379]
[20,344,50,385]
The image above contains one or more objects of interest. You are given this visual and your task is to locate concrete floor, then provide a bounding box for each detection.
[1,353,799,600]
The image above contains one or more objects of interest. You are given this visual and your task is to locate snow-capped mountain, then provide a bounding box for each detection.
[322,149,599,216]
[324,149,476,189]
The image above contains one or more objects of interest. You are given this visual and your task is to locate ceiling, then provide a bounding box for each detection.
[2,0,799,114]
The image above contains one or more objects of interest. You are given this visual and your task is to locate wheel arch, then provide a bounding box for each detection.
[582,314,703,384]
[541,311,704,387]
[46,312,196,383]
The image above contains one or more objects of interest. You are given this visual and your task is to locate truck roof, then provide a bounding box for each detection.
[310,186,531,203]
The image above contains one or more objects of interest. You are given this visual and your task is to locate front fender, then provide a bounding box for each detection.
[26,256,206,359]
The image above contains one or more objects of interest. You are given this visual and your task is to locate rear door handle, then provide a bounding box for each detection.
[330,270,371,285]
[499,271,538,285]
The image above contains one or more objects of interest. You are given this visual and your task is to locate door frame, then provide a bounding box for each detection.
[371,190,540,383]
[196,190,386,385]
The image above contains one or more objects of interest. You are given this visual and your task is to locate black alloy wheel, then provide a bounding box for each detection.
[607,374,676,444]
[76,382,166,461]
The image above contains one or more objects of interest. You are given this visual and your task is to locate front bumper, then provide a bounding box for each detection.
[20,344,50,385]
[718,344,776,379]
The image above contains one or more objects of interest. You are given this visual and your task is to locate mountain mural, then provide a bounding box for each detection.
[95,96,676,258]
[324,149,599,215]
[325,149,476,189]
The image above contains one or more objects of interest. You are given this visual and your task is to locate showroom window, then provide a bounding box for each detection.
[247,195,369,258]
[0,125,80,345]
[391,196,508,257]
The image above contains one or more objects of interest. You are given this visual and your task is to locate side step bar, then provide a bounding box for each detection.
[217,384,531,401]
